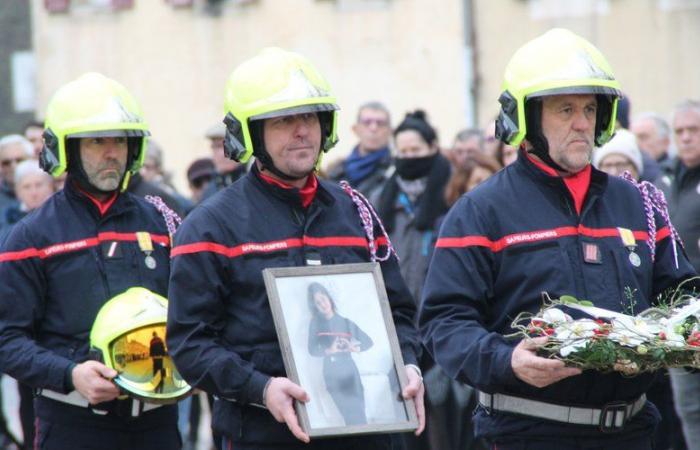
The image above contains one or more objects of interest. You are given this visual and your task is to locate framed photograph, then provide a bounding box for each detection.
[263,262,418,438]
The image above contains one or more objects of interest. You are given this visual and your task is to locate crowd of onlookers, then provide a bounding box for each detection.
[2,94,699,450]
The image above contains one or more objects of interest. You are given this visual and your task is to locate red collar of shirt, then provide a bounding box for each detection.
[524,150,591,215]
[258,171,318,208]
[74,182,118,216]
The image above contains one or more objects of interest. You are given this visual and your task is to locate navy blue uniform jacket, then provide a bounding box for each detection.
[167,168,420,445]
[419,151,697,441]
[0,181,175,428]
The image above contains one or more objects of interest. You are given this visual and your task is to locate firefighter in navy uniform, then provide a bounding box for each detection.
[419,29,698,450]
[0,73,180,450]
[166,48,425,450]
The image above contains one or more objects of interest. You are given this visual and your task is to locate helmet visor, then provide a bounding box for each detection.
[525,85,621,100]
[250,103,338,121]
[68,129,150,139]
[110,324,191,404]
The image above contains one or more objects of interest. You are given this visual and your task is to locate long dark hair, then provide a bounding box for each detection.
[307,282,337,319]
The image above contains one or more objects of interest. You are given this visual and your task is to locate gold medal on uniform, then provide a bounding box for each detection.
[617,227,641,267]
[136,232,156,270]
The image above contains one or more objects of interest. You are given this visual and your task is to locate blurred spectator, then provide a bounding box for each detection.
[444,153,502,206]
[0,159,54,449]
[616,96,661,182]
[482,120,500,158]
[1,160,54,242]
[127,171,188,217]
[186,158,216,204]
[663,99,700,450]
[494,141,518,167]
[593,129,643,180]
[631,112,674,174]
[23,120,44,158]
[53,172,67,192]
[376,110,451,450]
[328,101,393,198]
[483,117,518,167]
[200,122,246,200]
[139,140,193,212]
[449,128,484,169]
[0,135,34,227]
[0,402,21,448]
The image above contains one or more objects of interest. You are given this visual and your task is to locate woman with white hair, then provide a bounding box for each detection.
[593,129,644,181]
[0,134,35,223]
[0,159,54,243]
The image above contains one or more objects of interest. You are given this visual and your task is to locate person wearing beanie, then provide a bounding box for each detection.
[186,157,216,204]
[616,95,661,182]
[593,129,644,180]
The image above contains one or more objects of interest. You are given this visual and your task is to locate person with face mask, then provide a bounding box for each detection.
[376,110,450,305]
[375,110,452,450]
[0,73,181,450]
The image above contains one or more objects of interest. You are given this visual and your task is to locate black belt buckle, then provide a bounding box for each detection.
[599,401,629,433]
[112,398,135,418]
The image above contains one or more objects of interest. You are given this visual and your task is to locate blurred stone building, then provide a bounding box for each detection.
[1,0,697,189]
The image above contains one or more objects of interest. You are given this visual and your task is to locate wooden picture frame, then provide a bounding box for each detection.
[263,262,418,438]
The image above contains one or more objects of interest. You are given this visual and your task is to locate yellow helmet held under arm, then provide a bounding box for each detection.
[90,287,191,404]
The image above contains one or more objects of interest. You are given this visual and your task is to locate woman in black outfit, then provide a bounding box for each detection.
[307,282,373,426]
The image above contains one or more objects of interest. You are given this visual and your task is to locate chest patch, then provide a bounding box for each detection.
[582,242,602,264]
[101,241,123,259]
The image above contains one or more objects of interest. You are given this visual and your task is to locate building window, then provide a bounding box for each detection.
[528,0,610,19]
[317,0,392,12]
[44,0,70,13]
[46,0,135,13]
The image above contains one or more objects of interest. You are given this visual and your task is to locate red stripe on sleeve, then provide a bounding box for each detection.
[0,232,171,262]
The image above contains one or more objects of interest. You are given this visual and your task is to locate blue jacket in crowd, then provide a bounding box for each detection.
[419,150,697,442]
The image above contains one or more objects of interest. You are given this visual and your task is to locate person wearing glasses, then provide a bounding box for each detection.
[328,101,394,200]
[0,135,33,229]
[593,130,643,181]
